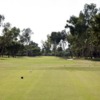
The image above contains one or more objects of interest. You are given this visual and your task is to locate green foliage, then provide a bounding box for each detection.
[42,35,51,55]
[24,41,41,56]
[65,3,100,58]
[0,16,40,57]
[42,30,67,56]
[20,28,33,45]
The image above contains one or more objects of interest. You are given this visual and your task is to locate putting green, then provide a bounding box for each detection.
[0,56,100,100]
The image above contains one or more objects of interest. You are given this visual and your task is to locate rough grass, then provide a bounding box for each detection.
[0,56,100,100]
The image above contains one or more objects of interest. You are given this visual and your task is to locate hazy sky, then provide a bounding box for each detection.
[0,0,100,47]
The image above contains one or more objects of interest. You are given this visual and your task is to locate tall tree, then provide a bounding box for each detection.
[24,41,41,56]
[50,31,65,55]
[0,22,11,56]
[20,28,33,45]
[42,35,51,55]
[65,3,100,58]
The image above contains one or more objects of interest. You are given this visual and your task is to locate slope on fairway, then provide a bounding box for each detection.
[0,56,100,100]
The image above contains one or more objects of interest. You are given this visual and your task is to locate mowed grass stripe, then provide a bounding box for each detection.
[0,70,46,100]
[0,56,100,100]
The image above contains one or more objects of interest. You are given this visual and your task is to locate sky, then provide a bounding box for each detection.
[0,0,100,47]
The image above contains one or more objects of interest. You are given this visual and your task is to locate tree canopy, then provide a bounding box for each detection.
[0,3,100,58]
[0,15,41,57]
[65,3,100,58]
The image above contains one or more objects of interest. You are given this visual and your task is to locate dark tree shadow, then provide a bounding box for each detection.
[85,58,100,62]
[0,58,6,60]
[32,66,100,71]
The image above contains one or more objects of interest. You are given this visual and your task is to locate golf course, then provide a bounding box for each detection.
[0,56,100,100]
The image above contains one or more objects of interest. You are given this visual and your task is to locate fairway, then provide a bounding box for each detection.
[0,56,100,100]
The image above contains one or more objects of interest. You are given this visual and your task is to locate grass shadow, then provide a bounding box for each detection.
[0,58,7,60]
[32,66,100,71]
[85,58,100,62]
[59,57,100,62]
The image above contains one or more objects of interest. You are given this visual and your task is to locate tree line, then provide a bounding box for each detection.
[0,16,41,57]
[42,30,67,56]
[42,3,100,58]
[0,3,100,58]
[66,3,100,58]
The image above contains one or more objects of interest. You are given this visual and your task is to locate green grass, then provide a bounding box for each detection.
[0,56,100,100]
